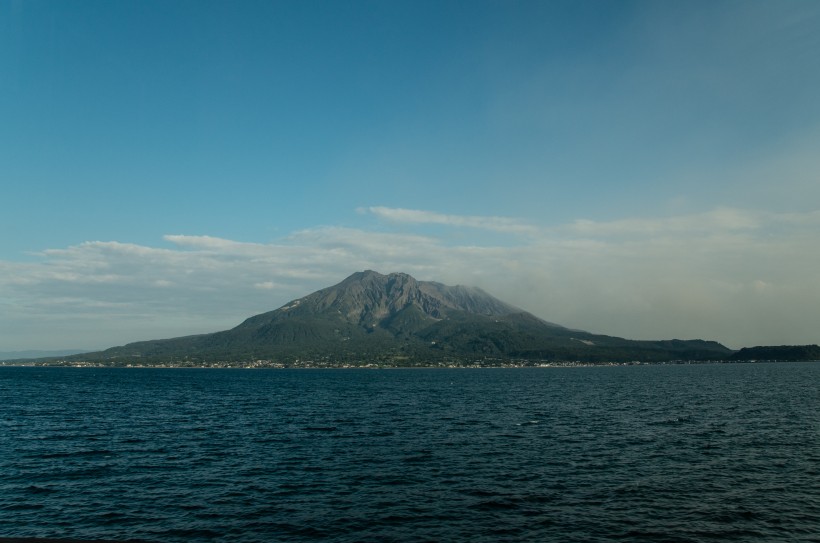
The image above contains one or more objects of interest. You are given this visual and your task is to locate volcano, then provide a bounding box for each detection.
[74,270,732,365]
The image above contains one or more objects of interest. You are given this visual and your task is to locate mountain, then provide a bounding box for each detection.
[729,345,820,361]
[66,270,732,366]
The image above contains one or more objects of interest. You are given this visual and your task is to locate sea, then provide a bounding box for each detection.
[1,363,819,542]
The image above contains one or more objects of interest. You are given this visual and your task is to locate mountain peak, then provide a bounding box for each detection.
[296,270,516,325]
[342,270,415,285]
[337,270,519,319]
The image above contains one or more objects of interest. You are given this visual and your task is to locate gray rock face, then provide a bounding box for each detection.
[267,270,521,326]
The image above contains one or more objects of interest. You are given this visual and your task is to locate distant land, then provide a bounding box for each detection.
[6,271,818,368]
[0,349,88,361]
[729,345,820,362]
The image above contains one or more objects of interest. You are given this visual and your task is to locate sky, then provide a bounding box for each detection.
[2,0,819,352]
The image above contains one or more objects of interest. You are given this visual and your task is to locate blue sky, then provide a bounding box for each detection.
[2,0,819,352]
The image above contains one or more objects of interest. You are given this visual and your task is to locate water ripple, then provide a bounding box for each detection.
[1,364,820,541]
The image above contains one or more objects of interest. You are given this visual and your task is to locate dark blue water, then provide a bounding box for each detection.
[1,364,819,542]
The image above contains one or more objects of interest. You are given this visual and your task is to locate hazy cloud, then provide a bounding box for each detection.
[567,208,764,237]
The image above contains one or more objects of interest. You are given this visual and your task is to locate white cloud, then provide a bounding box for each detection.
[363,206,539,235]
[254,281,277,290]
[1,207,818,351]
[164,235,270,255]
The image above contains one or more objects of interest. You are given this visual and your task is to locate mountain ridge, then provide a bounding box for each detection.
[59,270,735,366]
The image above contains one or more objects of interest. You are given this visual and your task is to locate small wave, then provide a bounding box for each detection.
[648,415,694,426]
[366,430,395,437]
[0,502,46,511]
[469,498,521,511]
[24,485,56,494]
[40,449,114,459]
[402,451,434,463]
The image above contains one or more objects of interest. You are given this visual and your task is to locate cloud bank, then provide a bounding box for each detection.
[2,206,818,351]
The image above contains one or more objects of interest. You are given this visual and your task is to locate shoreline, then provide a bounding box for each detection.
[2,359,818,369]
